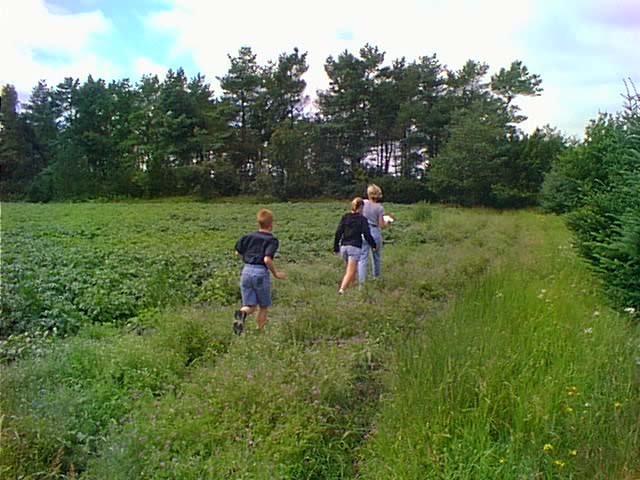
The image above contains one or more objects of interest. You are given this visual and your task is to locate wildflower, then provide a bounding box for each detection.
[624,307,636,315]
[567,386,579,396]
[583,327,593,335]
[569,449,577,457]
[614,401,623,409]
[499,458,507,464]
[565,406,574,414]
[554,459,566,469]
[543,443,554,452]
[593,310,600,316]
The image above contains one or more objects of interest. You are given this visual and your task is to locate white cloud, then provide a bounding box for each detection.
[145,0,539,115]
[132,56,169,79]
[0,0,116,99]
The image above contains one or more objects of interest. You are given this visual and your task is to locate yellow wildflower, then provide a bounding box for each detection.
[543,443,554,452]
[554,459,566,469]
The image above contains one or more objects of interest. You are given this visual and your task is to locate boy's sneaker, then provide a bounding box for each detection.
[233,310,247,335]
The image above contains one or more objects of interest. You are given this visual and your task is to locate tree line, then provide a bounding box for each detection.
[1,44,564,204]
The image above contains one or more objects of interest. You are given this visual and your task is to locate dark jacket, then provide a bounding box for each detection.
[334,213,376,252]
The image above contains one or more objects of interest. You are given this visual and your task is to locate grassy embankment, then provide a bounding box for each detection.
[1,202,638,479]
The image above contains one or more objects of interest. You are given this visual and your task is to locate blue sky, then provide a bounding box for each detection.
[2,0,639,138]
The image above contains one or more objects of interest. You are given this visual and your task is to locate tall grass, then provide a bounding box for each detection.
[359,214,640,479]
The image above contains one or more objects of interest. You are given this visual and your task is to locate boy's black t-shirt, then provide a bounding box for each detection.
[235,231,279,266]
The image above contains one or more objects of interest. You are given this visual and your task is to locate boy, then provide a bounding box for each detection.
[233,208,287,335]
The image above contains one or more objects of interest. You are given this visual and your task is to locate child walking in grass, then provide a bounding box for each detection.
[233,208,287,335]
[334,197,377,294]
[358,183,392,283]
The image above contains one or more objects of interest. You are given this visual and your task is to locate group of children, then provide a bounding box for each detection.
[233,184,392,335]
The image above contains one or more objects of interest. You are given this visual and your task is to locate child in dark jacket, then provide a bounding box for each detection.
[334,197,377,294]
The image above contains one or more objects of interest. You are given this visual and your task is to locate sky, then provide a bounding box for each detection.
[2,0,639,138]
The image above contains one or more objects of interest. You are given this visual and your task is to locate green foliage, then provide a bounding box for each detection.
[491,127,566,208]
[539,146,584,213]
[0,326,188,476]
[541,115,625,213]
[2,47,547,202]
[359,214,640,479]
[361,175,432,204]
[411,201,433,223]
[27,165,56,202]
[429,99,510,206]
[85,339,375,479]
[429,106,565,208]
[2,203,639,479]
[0,203,247,341]
[0,84,39,198]
[542,92,640,309]
[490,60,543,122]
[266,122,320,200]
[195,268,240,305]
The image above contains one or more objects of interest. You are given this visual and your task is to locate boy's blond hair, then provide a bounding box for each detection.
[257,208,274,229]
[367,184,383,201]
[351,197,364,212]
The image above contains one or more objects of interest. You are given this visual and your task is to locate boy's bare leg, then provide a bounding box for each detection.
[240,306,257,315]
[257,306,268,329]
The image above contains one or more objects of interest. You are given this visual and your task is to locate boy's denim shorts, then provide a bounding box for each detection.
[240,264,272,307]
[340,245,362,262]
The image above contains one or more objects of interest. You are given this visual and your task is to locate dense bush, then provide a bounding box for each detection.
[566,146,640,309]
[429,101,564,208]
[541,115,626,213]
[541,94,640,309]
[359,176,432,204]
[491,126,566,208]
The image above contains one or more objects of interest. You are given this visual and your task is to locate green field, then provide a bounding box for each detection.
[1,201,639,479]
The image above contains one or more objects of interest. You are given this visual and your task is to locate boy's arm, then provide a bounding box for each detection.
[264,256,287,280]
